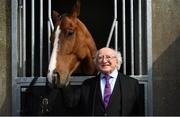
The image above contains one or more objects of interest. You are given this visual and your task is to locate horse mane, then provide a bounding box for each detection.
[76,19,97,58]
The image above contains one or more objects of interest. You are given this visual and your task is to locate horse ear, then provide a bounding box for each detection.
[70,0,80,17]
[52,10,61,24]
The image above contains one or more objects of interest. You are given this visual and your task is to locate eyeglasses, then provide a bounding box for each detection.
[97,55,116,61]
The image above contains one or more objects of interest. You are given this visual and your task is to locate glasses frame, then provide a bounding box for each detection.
[97,55,116,61]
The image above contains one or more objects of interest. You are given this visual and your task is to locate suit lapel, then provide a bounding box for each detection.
[95,75,105,109]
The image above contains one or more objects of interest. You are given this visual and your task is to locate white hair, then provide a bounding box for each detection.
[115,50,122,70]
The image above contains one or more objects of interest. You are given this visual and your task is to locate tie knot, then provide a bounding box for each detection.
[104,74,110,81]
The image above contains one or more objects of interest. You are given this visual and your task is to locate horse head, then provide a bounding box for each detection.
[47,0,97,87]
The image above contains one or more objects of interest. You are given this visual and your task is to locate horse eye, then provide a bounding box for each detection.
[65,29,74,36]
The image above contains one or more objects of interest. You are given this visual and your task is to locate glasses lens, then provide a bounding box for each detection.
[98,55,115,61]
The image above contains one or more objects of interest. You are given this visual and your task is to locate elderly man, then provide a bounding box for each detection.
[62,47,141,116]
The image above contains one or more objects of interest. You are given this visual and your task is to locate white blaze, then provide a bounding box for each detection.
[47,26,61,83]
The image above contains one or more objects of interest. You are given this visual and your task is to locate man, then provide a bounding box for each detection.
[63,47,141,116]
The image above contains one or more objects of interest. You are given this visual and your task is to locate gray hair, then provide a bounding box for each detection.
[93,48,123,70]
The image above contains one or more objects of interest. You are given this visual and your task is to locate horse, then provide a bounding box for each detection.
[47,0,97,87]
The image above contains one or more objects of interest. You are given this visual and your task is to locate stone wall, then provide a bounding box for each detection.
[0,0,11,115]
[152,0,180,115]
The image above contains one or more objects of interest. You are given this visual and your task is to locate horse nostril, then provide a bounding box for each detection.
[52,71,59,78]
[52,71,60,88]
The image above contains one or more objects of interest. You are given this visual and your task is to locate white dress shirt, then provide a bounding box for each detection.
[100,69,118,99]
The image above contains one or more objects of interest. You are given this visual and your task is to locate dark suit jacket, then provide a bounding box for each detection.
[62,72,141,116]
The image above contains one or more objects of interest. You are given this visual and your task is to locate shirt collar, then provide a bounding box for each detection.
[100,69,118,79]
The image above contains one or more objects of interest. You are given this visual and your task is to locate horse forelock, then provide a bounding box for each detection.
[47,25,61,83]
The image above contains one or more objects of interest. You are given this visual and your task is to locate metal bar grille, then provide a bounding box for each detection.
[130,0,134,75]
[138,0,143,75]
[18,0,22,76]
[15,0,149,78]
[48,0,53,60]
[22,0,26,76]
[31,0,35,77]
[122,0,126,75]
[146,0,153,115]
[40,0,43,76]
[11,0,18,115]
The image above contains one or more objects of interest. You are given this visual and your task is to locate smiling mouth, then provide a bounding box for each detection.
[101,64,110,67]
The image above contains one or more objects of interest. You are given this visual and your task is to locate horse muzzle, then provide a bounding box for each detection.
[47,70,69,88]
[47,71,60,88]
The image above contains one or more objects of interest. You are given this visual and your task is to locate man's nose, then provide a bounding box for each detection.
[102,57,108,62]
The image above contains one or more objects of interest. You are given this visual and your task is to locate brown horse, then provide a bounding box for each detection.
[47,0,97,87]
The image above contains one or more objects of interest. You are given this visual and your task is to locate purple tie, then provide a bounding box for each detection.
[103,74,111,108]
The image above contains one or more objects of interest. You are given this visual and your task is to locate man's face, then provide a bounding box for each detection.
[96,48,118,74]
